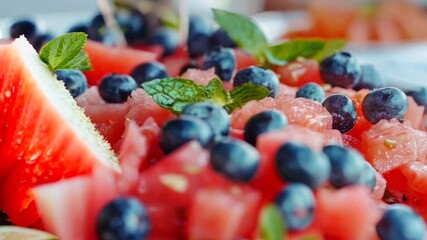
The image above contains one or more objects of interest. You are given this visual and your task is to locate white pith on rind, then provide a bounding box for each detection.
[12,36,120,172]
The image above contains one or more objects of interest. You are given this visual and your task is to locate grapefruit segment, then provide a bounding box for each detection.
[0,37,119,226]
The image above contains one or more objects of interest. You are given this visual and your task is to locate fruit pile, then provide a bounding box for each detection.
[1,6,427,240]
[284,0,427,43]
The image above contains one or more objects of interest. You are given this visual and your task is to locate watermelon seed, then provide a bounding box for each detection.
[384,139,397,149]
[159,174,188,193]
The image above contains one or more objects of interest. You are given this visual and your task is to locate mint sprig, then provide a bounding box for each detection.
[212,8,346,66]
[141,78,269,114]
[39,32,92,71]
[212,8,268,62]
[260,204,285,240]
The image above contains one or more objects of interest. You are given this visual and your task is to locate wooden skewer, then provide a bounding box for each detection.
[96,0,127,47]
[178,0,189,43]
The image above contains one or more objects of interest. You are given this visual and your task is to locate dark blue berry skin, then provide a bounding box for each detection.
[376,204,426,240]
[357,161,377,192]
[115,8,147,44]
[67,22,90,34]
[147,28,179,57]
[130,62,168,85]
[181,102,230,139]
[30,33,54,52]
[210,29,236,49]
[296,82,326,103]
[362,87,408,124]
[99,74,138,103]
[406,87,427,113]
[55,70,88,98]
[203,47,236,81]
[187,16,212,58]
[9,19,39,39]
[323,145,366,189]
[160,116,214,154]
[88,14,105,41]
[233,66,280,97]
[244,110,288,146]
[275,183,315,231]
[320,51,361,88]
[352,64,385,91]
[275,142,331,190]
[322,94,357,133]
[210,138,259,182]
[96,197,150,240]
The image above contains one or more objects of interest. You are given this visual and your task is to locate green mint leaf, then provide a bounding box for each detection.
[39,32,92,71]
[260,204,285,240]
[212,8,268,60]
[311,39,346,62]
[141,78,209,113]
[224,83,269,113]
[266,39,325,65]
[205,78,229,105]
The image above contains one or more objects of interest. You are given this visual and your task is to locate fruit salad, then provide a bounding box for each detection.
[1,6,427,240]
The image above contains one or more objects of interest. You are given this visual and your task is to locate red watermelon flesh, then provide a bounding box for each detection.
[83,40,157,85]
[75,86,105,108]
[314,186,382,240]
[125,88,175,126]
[404,96,425,130]
[0,37,119,226]
[361,119,427,173]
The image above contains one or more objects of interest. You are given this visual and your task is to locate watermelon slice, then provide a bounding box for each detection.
[0,37,119,226]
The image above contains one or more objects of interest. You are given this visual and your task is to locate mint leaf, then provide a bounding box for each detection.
[224,83,269,113]
[142,78,269,114]
[260,204,285,240]
[311,39,346,61]
[39,32,92,71]
[205,78,229,105]
[212,8,267,61]
[141,78,208,113]
[266,39,325,65]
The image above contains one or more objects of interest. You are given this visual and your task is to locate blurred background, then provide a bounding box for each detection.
[0,0,426,87]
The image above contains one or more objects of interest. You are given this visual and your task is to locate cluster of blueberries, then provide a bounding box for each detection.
[7,8,427,240]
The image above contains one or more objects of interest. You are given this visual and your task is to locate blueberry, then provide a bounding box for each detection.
[210,138,259,182]
[88,13,105,41]
[244,110,288,146]
[55,70,88,98]
[357,161,377,192]
[67,22,90,34]
[296,82,326,103]
[115,8,147,44]
[275,183,315,231]
[179,61,199,76]
[376,204,426,240]
[323,145,366,188]
[203,47,236,81]
[147,28,179,57]
[320,51,361,88]
[99,74,137,103]
[160,116,214,154]
[352,64,385,91]
[181,102,230,138]
[362,87,408,124]
[406,87,427,113]
[275,142,331,190]
[96,197,150,240]
[210,29,236,49]
[322,94,357,133]
[30,33,54,52]
[187,16,212,58]
[130,62,168,85]
[233,66,280,97]
[9,18,41,39]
